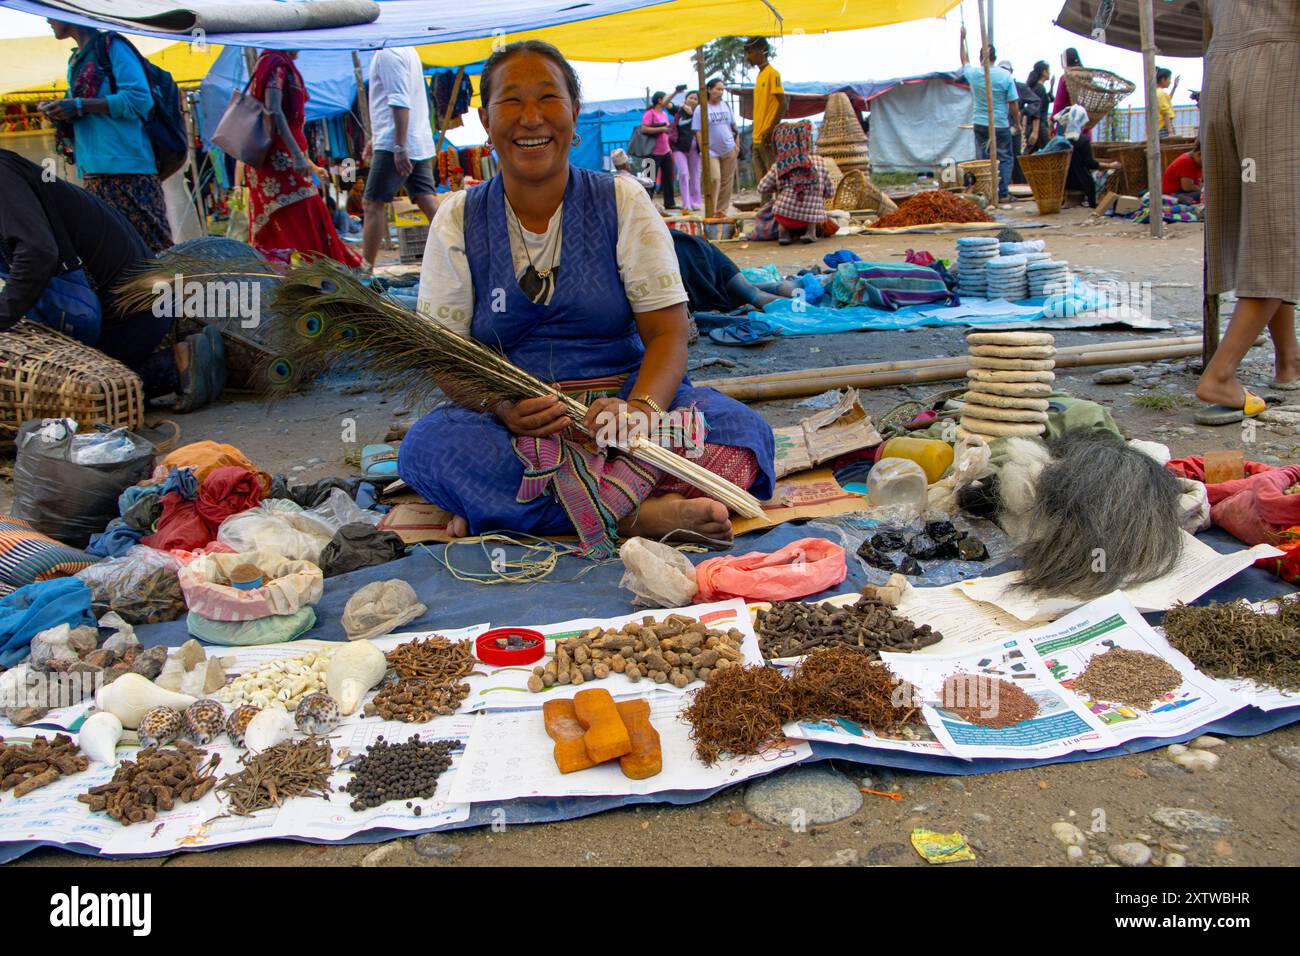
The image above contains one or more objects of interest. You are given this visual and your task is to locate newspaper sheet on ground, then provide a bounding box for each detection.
[954,533,1284,622]
[882,636,1114,761]
[461,600,760,711]
[784,712,953,755]
[1024,593,1248,745]
[448,693,810,803]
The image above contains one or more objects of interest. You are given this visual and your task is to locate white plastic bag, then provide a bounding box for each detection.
[619,537,698,608]
[927,435,994,513]
[217,501,334,563]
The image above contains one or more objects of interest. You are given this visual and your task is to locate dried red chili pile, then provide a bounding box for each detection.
[874,190,994,228]
[940,673,1038,728]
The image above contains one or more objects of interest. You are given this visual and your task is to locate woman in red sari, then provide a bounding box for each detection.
[246,49,359,266]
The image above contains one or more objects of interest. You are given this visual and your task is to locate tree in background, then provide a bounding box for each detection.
[694,36,759,83]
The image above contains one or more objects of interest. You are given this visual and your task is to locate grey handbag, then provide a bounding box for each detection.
[212,75,273,166]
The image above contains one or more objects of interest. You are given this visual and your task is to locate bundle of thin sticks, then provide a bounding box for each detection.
[116,255,764,518]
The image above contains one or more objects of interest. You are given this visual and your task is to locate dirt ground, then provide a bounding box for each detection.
[10,200,1300,868]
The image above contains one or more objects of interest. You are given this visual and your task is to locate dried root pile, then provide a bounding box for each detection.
[0,733,88,799]
[682,647,920,765]
[79,744,219,825]
[216,739,334,816]
[365,637,480,722]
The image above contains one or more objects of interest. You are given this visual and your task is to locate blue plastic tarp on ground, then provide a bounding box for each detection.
[2,525,1294,861]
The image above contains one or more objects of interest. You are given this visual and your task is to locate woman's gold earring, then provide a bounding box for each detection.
[573,132,582,146]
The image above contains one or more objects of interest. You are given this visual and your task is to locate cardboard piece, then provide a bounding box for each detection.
[1114,195,1142,214]
[1203,449,1246,484]
[376,502,456,544]
[733,468,867,536]
[772,388,882,479]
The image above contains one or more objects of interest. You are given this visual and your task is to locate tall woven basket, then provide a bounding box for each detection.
[816,92,869,175]
[1018,149,1071,214]
[0,322,145,446]
[1063,67,1136,128]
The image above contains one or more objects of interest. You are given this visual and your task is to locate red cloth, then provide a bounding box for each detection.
[246,51,360,268]
[1165,456,1277,500]
[142,466,264,551]
[1161,151,1202,194]
[654,444,759,499]
[695,538,847,602]
[1207,466,1300,545]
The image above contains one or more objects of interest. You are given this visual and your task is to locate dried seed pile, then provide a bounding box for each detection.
[529,615,745,692]
[756,597,942,660]
[1071,647,1183,709]
[341,735,454,811]
[940,674,1039,728]
[1163,599,1300,691]
[364,636,479,721]
[79,744,219,825]
[0,734,88,799]
[216,651,330,711]
[682,648,920,765]
[874,190,994,228]
[216,739,334,816]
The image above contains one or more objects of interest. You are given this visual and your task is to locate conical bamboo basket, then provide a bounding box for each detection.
[1018,149,1071,214]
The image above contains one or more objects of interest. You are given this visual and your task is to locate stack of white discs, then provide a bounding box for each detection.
[956,236,999,297]
[1028,259,1070,297]
[1022,251,1052,266]
[985,256,1029,301]
[960,331,1055,438]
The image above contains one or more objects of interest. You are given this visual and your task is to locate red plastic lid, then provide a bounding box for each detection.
[475,627,545,666]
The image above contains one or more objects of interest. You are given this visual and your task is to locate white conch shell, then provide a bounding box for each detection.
[326,640,387,715]
[244,707,295,753]
[78,712,123,764]
[94,673,196,729]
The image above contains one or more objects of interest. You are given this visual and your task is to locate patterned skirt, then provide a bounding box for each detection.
[83,173,173,257]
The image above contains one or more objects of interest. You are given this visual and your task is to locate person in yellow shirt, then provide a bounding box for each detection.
[1155,67,1179,138]
[745,36,786,181]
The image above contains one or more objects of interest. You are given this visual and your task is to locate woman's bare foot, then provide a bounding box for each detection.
[1274,355,1300,386]
[618,493,732,542]
[447,515,470,538]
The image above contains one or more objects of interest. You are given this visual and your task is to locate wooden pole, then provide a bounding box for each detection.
[351,51,371,138]
[434,65,466,155]
[242,47,258,78]
[703,339,1250,402]
[702,336,1208,389]
[696,46,713,218]
[1139,0,1164,239]
[976,0,998,206]
[1201,5,1219,365]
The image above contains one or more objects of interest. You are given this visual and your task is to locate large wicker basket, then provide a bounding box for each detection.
[958,159,994,197]
[1018,149,1071,214]
[0,321,145,443]
[828,168,898,214]
[1063,67,1136,128]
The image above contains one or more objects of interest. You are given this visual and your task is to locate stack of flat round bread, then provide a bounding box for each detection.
[960,331,1055,438]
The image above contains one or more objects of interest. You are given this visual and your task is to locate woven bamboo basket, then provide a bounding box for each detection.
[0,321,144,442]
[817,93,867,149]
[958,159,994,197]
[1017,149,1071,214]
[1114,144,1148,193]
[819,154,844,189]
[1063,67,1136,128]
[827,169,898,214]
[1160,141,1196,175]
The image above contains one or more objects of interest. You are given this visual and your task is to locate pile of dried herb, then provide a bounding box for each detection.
[682,648,920,765]
[940,674,1039,728]
[756,597,942,660]
[215,739,334,816]
[1072,647,1183,709]
[364,637,481,721]
[1162,599,1300,691]
[874,190,993,228]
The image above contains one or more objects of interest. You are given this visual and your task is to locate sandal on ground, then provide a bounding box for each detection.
[709,318,780,347]
[1194,389,1266,426]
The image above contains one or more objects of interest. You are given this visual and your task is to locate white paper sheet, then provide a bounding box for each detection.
[460,600,760,711]
[448,693,810,803]
[955,532,1284,622]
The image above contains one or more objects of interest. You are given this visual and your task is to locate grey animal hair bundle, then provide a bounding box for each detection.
[1007,430,1183,599]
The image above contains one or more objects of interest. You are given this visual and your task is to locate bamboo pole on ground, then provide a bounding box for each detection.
[696,46,713,217]
[1139,0,1164,239]
[700,336,1266,402]
[976,0,998,206]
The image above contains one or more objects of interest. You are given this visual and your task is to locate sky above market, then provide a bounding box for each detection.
[0,0,1204,149]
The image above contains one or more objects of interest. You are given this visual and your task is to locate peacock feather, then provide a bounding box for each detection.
[115,256,766,519]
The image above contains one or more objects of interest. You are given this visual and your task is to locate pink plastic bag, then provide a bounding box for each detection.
[695,538,847,602]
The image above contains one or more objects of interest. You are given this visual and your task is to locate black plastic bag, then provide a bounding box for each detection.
[11,420,156,548]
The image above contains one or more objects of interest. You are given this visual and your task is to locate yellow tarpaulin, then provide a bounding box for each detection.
[409,0,960,66]
[0,35,221,99]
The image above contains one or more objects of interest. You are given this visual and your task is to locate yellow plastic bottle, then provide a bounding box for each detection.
[878,436,955,484]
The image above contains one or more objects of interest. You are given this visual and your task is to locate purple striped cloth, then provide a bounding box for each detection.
[830,262,957,311]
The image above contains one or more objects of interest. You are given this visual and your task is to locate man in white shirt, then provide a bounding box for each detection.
[362,46,439,271]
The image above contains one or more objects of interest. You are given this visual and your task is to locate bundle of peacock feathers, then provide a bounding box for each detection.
[116,255,766,519]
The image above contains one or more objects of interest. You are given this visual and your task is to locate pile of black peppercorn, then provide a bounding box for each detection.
[341,735,455,811]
